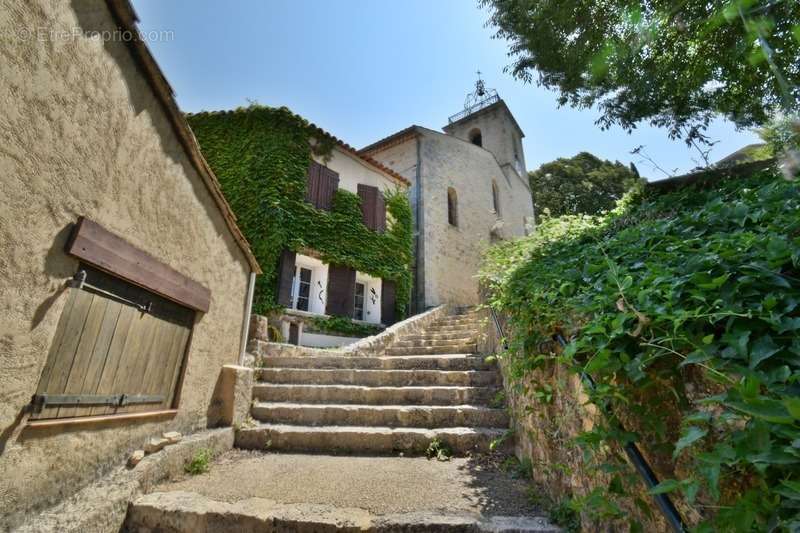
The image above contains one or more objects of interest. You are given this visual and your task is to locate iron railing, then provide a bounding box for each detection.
[489,307,687,532]
[448,93,500,124]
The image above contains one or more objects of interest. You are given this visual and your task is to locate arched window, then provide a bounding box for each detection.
[468,128,482,147]
[491,180,501,216]
[447,187,458,227]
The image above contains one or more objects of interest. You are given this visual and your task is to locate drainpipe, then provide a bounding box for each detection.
[238,271,257,366]
[414,133,425,314]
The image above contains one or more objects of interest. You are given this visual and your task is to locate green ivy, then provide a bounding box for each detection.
[480,169,800,530]
[308,315,384,338]
[186,105,413,320]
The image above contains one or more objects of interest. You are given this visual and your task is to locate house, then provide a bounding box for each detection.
[360,80,535,312]
[187,107,413,348]
[0,0,260,526]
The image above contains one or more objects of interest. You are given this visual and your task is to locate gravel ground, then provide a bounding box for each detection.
[157,449,541,519]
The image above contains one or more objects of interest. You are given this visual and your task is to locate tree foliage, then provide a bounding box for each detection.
[481,168,800,530]
[529,152,643,220]
[480,0,800,144]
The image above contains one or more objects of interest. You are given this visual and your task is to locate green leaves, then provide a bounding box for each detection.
[481,170,800,529]
[187,105,413,319]
[673,426,708,458]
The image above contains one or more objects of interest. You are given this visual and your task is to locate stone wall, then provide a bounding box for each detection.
[417,128,534,307]
[0,1,252,527]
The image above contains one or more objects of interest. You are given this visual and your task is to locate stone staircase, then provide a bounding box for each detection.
[236,309,509,455]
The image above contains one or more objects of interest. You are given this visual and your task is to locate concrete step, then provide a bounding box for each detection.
[127,491,560,532]
[253,384,498,406]
[251,402,510,428]
[385,346,477,356]
[235,423,507,455]
[392,339,478,349]
[257,368,500,387]
[258,354,493,371]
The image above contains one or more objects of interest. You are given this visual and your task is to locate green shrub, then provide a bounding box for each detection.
[184,448,213,475]
[481,169,800,530]
[425,438,452,461]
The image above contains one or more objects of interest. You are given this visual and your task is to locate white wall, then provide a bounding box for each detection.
[313,146,405,197]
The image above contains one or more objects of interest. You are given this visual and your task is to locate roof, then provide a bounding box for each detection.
[104,0,261,273]
[304,121,411,187]
[359,126,421,155]
[647,158,777,194]
[715,143,771,167]
[442,99,525,139]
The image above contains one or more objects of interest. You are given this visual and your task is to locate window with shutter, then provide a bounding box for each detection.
[31,264,195,421]
[325,264,356,317]
[276,249,297,307]
[306,161,339,211]
[381,279,397,325]
[357,184,386,232]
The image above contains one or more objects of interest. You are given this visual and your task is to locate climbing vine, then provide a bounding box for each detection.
[187,105,413,322]
[480,169,800,531]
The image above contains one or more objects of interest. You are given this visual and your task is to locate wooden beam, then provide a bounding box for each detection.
[66,217,211,312]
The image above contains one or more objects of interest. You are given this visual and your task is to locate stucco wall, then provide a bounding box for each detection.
[0,1,251,526]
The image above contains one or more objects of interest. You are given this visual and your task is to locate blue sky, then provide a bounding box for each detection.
[131,0,761,179]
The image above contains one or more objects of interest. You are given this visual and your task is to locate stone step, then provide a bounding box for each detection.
[253,384,498,406]
[423,325,480,334]
[251,402,509,428]
[235,423,507,455]
[391,339,478,349]
[257,368,500,387]
[127,491,560,532]
[385,346,477,356]
[258,354,493,371]
[399,332,477,342]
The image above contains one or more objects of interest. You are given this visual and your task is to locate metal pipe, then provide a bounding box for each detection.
[489,306,686,532]
[238,271,257,366]
[554,333,687,533]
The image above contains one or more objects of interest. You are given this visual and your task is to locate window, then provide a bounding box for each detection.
[293,267,312,311]
[306,160,339,211]
[491,180,501,216]
[30,218,205,423]
[469,128,482,147]
[354,282,366,320]
[447,187,458,227]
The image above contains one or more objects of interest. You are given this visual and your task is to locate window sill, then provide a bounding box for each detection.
[26,409,177,429]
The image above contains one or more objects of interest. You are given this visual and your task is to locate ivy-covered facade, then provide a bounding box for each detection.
[187,105,413,343]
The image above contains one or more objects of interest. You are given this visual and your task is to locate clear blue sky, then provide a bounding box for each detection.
[131,0,761,179]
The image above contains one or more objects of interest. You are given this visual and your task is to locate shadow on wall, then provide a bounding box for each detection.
[69,0,249,277]
[30,223,77,331]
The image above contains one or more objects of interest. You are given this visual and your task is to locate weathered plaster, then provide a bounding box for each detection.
[0,1,251,526]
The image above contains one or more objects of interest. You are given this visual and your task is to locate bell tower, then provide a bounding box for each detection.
[443,73,526,179]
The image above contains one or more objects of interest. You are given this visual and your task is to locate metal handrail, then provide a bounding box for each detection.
[489,307,687,532]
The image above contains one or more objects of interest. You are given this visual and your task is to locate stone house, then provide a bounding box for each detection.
[361,85,535,312]
[187,108,412,348]
[0,0,260,526]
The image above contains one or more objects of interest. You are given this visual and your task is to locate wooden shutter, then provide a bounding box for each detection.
[306,161,339,211]
[375,192,386,233]
[31,265,194,421]
[276,249,296,307]
[357,184,385,232]
[381,279,397,325]
[325,264,356,317]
